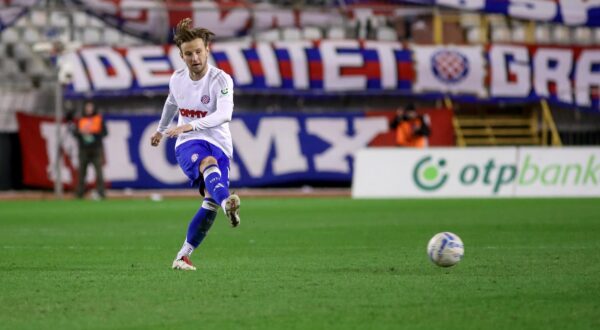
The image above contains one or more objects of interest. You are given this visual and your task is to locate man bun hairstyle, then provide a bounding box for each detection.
[174,18,215,48]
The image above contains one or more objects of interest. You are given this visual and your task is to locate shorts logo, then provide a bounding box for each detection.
[191,153,199,162]
[201,95,210,104]
[431,50,469,84]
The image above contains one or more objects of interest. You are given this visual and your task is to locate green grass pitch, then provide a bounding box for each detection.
[1,197,599,329]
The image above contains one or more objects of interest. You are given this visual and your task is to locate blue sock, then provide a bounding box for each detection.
[186,198,218,248]
[202,164,230,205]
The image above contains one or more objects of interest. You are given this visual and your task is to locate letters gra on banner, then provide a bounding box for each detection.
[576,50,600,108]
[488,45,600,107]
[533,49,574,104]
[490,45,531,98]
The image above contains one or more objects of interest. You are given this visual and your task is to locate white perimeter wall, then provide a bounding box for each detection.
[352,147,600,198]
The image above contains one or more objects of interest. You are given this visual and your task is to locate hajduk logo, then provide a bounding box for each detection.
[201,95,210,104]
[431,50,470,84]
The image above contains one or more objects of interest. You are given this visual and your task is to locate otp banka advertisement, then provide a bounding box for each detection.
[352,147,600,198]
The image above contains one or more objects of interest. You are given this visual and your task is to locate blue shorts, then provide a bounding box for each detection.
[175,140,230,195]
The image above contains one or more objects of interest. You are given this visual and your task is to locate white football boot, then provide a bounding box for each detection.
[224,194,241,227]
[172,256,196,271]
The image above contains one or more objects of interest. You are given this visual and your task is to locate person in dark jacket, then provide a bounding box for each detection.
[72,101,107,199]
[389,104,431,148]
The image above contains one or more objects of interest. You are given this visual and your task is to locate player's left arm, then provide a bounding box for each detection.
[190,74,234,130]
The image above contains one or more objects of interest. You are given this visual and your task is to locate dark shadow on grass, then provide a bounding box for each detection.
[326,266,407,275]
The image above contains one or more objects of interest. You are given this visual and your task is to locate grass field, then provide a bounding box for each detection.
[0,197,599,329]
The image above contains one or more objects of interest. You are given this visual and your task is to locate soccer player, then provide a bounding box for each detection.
[150,18,241,271]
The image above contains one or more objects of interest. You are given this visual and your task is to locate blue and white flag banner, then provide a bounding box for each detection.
[63,41,600,111]
[353,0,600,27]
[0,0,39,31]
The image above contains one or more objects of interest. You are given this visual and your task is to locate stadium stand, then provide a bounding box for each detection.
[302,26,322,40]
[534,24,551,44]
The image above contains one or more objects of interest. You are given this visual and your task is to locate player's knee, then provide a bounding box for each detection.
[199,156,217,172]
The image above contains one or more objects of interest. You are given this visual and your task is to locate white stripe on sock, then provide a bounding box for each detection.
[202,200,219,211]
[176,240,195,260]
[203,165,221,179]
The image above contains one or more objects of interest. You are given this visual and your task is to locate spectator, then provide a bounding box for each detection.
[72,101,107,199]
[389,104,430,148]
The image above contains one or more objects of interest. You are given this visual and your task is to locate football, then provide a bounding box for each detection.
[427,232,464,267]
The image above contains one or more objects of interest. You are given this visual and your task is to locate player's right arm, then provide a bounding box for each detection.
[151,92,178,146]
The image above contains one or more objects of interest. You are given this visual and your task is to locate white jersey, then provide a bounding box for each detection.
[157,64,235,158]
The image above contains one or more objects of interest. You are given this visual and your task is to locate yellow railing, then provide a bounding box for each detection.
[452,103,562,147]
[540,99,563,146]
[433,10,563,147]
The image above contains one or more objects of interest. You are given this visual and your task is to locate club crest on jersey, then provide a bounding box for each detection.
[201,95,210,104]
[220,88,229,95]
[191,153,199,162]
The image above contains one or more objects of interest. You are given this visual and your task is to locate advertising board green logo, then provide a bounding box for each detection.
[413,156,448,191]
[411,152,598,195]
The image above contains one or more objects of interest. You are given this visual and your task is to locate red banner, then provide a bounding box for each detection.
[16,113,86,190]
[17,113,60,188]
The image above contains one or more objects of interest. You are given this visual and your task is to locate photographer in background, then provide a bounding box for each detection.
[389,104,431,148]
[70,101,108,200]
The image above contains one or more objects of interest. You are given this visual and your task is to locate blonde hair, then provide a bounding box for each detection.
[173,18,215,49]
